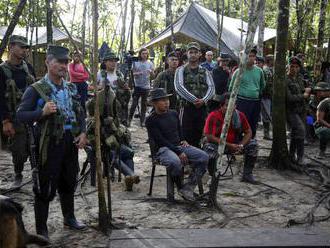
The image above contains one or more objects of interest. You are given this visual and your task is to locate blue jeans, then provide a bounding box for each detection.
[118,145,135,176]
[156,145,208,185]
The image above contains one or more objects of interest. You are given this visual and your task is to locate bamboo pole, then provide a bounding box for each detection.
[92,0,110,234]
[209,0,265,206]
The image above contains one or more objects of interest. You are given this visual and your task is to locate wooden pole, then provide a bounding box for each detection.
[92,0,110,234]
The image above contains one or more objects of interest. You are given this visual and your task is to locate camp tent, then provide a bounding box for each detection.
[143,2,276,58]
[0,26,85,47]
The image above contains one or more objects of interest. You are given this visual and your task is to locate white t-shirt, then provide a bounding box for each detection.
[97,70,118,90]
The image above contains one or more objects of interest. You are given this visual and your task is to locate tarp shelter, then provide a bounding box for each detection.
[143,2,276,58]
[0,26,85,47]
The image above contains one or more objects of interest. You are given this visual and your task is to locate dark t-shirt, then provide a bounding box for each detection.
[212,66,229,95]
[317,98,330,124]
[145,110,183,155]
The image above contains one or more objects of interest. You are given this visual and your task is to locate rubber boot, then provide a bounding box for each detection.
[59,193,86,230]
[179,172,197,201]
[241,156,257,184]
[263,122,272,140]
[34,197,49,239]
[289,139,297,163]
[172,176,183,190]
[11,163,24,188]
[318,138,327,159]
[296,139,306,166]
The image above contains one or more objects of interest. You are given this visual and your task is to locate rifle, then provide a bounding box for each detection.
[26,124,41,195]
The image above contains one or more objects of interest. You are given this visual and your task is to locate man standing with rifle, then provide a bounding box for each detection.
[0,35,35,188]
[17,45,87,240]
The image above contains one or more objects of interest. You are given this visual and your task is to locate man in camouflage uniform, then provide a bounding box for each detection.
[261,55,273,140]
[17,45,87,239]
[315,96,330,158]
[97,50,131,126]
[153,51,179,110]
[174,42,215,147]
[0,35,35,188]
[86,79,140,191]
[286,57,311,166]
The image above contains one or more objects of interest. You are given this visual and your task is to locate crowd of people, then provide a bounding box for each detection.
[0,34,330,241]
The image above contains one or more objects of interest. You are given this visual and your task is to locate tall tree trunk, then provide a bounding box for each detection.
[294,0,303,53]
[246,0,256,38]
[119,0,128,60]
[240,0,244,49]
[216,0,225,56]
[269,0,291,170]
[46,0,53,44]
[327,37,330,62]
[209,0,265,207]
[0,0,27,58]
[227,0,230,16]
[81,0,88,59]
[129,0,135,51]
[70,0,78,34]
[313,0,328,81]
[257,0,265,56]
[165,0,174,54]
[92,0,110,234]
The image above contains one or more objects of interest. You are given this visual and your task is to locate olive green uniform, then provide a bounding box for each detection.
[153,69,177,110]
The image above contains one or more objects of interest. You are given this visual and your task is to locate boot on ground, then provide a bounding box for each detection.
[241,155,258,185]
[11,173,23,188]
[34,198,49,239]
[60,193,86,230]
[125,176,134,191]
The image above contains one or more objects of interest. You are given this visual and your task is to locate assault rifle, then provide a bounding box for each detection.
[27,124,41,195]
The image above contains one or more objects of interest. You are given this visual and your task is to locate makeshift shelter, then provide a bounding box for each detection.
[0,26,85,47]
[143,2,276,58]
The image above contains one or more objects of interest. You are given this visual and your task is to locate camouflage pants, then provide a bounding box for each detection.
[8,122,29,174]
[287,112,306,140]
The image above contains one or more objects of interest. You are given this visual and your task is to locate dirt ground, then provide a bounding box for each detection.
[1,117,330,247]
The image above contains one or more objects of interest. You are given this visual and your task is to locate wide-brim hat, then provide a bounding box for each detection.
[148,88,172,102]
[9,35,30,48]
[47,45,70,60]
[103,50,119,61]
[314,82,330,91]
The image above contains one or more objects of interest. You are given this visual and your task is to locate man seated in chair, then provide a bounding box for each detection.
[146,88,209,201]
[203,93,258,184]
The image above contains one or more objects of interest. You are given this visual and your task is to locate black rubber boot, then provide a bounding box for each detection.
[289,139,297,162]
[60,193,86,230]
[172,176,183,190]
[34,197,49,239]
[318,138,327,159]
[241,156,257,184]
[296,139,305,166]
[11,163,24,188]
[263,122,272,140]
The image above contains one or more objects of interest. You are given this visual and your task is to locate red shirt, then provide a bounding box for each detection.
[68,63,89,83]
[204,109,250,144]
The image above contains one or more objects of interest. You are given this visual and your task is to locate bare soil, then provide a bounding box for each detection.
[1,118,329,247]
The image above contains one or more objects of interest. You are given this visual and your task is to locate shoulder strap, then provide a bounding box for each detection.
[31,79,51,102]
[0,61,13,79]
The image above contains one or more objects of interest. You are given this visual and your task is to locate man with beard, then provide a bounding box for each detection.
[174,42,215,148]
[0,35,35,188]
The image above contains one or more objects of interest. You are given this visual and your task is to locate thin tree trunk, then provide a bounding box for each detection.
[70,0,78,34]
[0,0,27,58]
[216,0,225,56]
[46,0,53,44]
[92,0,110,234]
[129,0,135,51]
[269,0,291,170]
[165,0,174,53]
[327,37,330,62]
[81,0,88,59]
[246,0,256,38]
[257,0,265,56]
[110,8,123,49]
[209,0,265,207]
[313,0,328,80]
[119,0,128,60]
[240,0,244,49]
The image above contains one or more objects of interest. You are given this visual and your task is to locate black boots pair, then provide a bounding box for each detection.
[35,194,86,240]
[263,122,272,140]
[289,138,305,166]
[241,156,257,184]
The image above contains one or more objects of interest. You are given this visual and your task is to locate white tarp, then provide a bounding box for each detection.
[143,2,276,57]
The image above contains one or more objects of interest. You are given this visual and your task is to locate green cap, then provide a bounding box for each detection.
[46,45,70,60]
[187,42,200,51]
[314,82,330,91]
[9,35,29,47]
[103,50,119,61]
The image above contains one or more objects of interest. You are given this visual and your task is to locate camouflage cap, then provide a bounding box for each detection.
[103,50,119,61]
[314,82,330,91]
[187,42,200,51]
[9,35,29,47]
[46,45,70,60]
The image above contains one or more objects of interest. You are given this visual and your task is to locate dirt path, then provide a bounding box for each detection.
[1,118,329,247]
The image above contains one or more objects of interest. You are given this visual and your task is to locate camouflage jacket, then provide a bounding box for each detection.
[286,74,306,114]
[153,69,177,109]
[182,66,209,100]
[262,65,273,99]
